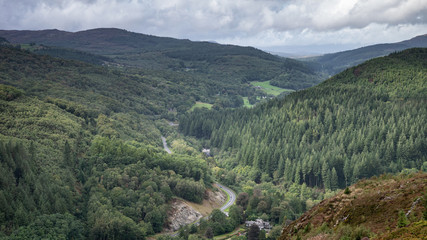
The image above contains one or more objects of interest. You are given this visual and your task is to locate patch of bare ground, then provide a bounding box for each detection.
[165,185,226,232]
[185,184,226,216]
[165,198,203,232]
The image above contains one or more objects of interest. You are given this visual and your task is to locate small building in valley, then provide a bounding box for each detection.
[202,148,211,157]
[245,219,272,231]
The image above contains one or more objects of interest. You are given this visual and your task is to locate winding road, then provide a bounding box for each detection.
[217,183,236,216]
[161,136,172,154]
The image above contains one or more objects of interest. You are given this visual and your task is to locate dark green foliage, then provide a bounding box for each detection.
[270,68,321,90]
[310,34,427,75]
[205,227,214,239]
[8,213,84,240]
[34,46,113,65]
[397,210,409,228]
[178,226,190,240]
[0,141,77,235]
[0,37,9,44]
[344,187,351,195]
[0,84,23,101]
[330,168,338,191]
[173,179,205,203]
[236,192,250,209]
[229,205,245,226]
[267,226,282,240]
[424,192,427,220]
[207,209,234,235]
[336,225,372,240]
[247,224,260,240]
[259,230,266,240]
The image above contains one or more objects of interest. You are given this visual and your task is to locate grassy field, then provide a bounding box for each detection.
[190,101,213,111]
[250,80,294,96]
[242,97,254,108]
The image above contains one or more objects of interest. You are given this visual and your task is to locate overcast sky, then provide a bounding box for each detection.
[1,0,426,54]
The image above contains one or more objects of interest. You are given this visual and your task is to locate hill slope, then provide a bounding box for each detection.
[0,28,321,91]
[279,172,427,240]
[311,34,427,75]
[0,45,215,239]
[180,48,427,191]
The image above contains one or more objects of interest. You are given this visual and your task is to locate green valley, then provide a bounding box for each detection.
[179,48,427,239]
[0,27,426,240]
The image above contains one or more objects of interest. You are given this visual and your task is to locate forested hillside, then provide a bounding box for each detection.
[176,49,427,238]
[0,28,322,93]
[0,45,213,239]
[1,28,426,240]
[309,34,427,75]
[180,48,427,191]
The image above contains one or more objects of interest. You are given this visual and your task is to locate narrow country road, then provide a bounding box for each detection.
[161,136,172,154]
[217,183,236,216]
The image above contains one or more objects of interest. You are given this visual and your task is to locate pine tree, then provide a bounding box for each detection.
[277,156,285,178]
[321,161,330,189]
[397,210,409,228]
[284,158,292,182]
[247,224,260,240]
[343,158,352,186]
[330,167,338,190]
[294,162,301,184]
[63,140,72,167]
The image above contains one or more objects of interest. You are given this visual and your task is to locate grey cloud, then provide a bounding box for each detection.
[0,0,426,50]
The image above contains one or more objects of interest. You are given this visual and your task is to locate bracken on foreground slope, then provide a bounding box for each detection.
[278,172,427,240]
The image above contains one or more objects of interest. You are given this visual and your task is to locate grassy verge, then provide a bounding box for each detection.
[214,226,245,240]
[250,80,294,96]
[217,185,232,213]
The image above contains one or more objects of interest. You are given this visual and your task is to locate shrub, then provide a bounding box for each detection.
[344,187,351,194]
[397,210,409,228]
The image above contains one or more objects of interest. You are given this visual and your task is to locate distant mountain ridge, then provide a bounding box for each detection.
[0,28,322,91]
[0,28,276,59]
[0,28,186,54]
[309,34,427,75]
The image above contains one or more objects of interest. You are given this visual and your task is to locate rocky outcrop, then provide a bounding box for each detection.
[207,186,226,207]
[166,199,203,231]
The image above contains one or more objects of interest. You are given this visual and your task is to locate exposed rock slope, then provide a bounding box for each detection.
[166,187,226,231]
[167,199,203,231]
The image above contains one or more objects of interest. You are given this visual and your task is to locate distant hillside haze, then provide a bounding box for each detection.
[0,28,282,59]
[310,34,427,75]
[0,28,185,54]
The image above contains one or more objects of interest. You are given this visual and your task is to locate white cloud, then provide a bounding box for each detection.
[0,0,426,51]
